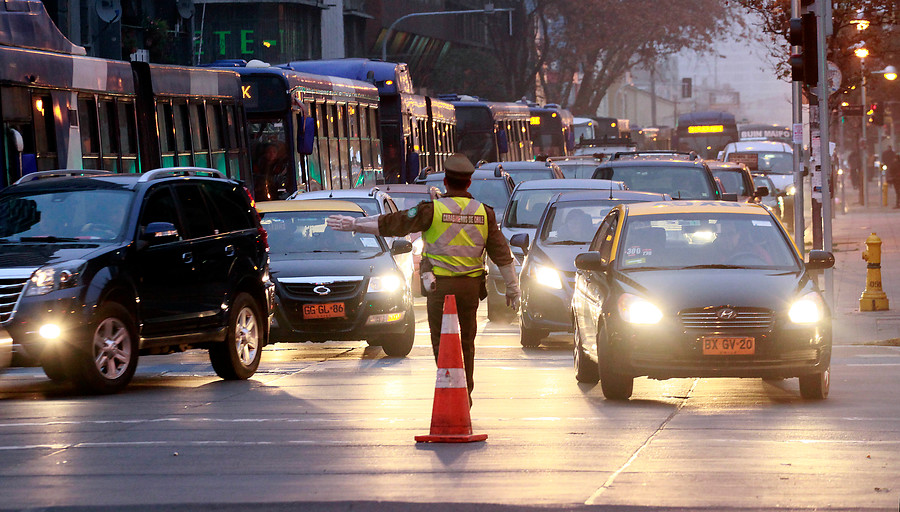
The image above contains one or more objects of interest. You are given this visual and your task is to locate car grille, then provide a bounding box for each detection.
[679,308,774,330]
[280,280,362,299]
[0,278,29,324]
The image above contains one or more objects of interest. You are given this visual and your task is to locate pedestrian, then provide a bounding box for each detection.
[890,153,900,208]
[326,153,520,406]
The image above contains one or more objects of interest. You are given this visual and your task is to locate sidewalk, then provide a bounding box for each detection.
[826,179,900,344]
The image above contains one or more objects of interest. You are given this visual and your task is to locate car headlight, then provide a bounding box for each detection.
[367,273,403,293]
[411,237,424,255]
[618,293,663,324]
[533,264,562,289]
[789,292,825,324]
[785,184,796,196]
[25,260,86,296]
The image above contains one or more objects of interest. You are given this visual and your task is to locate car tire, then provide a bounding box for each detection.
[68,302,139,394]
[381,310,416,358]
[209,293,262,380]
[598,326,633,400]
[573,322,599,383]
[40,346,70,383]
[519,316,546,348]
[798,367,829,399]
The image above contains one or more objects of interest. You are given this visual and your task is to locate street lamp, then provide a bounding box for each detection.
[381,4,514,62]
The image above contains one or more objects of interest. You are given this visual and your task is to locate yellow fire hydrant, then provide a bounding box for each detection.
[860,232,890,311]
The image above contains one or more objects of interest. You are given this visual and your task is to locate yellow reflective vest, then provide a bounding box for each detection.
[422,197,488,277]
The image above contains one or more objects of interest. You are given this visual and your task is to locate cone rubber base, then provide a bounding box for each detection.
[415,433,487,443]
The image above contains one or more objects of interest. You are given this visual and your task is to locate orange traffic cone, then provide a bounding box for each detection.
[415,294,487,443]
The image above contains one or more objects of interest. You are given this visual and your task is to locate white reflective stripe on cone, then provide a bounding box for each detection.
[440,314,460,334]
[434,367,467,388]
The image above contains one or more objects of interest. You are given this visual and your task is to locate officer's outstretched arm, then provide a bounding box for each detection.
[498,262,521,309]
[326,215,380,235]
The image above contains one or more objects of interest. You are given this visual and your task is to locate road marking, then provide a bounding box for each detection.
[585,379,699,505]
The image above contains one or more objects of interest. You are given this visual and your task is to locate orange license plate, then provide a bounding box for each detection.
[702,337,755,355]
[303,302,345,319]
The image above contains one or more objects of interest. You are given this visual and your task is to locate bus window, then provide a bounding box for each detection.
[117,101,138,173]
[99,100,119,172]
[32,94,56,171]
[207,103,226,175]
[174,102,192,166]
[191,103,209,168]
[157,103,176,168]
[78,97,100,169]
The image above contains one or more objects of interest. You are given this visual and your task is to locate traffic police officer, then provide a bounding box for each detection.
[326,153,520,405]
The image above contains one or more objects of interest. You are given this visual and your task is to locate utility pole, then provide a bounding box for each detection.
[790,0,805,255]
[816,0,834,311]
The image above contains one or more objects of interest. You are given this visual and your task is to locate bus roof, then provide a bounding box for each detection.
[0,0,85,55]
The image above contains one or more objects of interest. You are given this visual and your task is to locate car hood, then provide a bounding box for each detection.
[0,242,117,270]
[529,243,588,274]
[615,268,814,312]
[269,251,395,279]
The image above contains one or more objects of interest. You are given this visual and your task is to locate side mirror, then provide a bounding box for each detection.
[493,164,504,178]
[721,192,739,202]
[391,239,413,255]
[594,168,613,180]
[509,233,530,254]
[574,251,606,271]
[140,222,179,245]
[297,117,316,155]
[806,250,835,270]
[755,186,769,197]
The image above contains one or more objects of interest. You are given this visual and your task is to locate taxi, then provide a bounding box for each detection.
[572,201,834,400]
[257,200,415,357]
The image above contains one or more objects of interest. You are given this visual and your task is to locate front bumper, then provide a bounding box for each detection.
[8,290,94,364]
[609,320,832,380]
[269,287,413,343]
[520,273,576,333]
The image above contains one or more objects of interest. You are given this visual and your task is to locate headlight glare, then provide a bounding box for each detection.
[533,264,562,289]
[367,274,403,293]
[618,293,663,324]
[789,292,824,324]
[411,237,424,255]
[786,185,797,196]
[26,260,86,296]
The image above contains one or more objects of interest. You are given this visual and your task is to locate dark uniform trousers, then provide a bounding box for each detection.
[426,275,482,395]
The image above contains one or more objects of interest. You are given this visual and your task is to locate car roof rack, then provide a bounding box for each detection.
[13,169,113,185]
[139,167,226,182]
[611,150,699,161]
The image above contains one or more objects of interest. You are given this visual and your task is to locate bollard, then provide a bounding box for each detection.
[860,232,890,311]
[883,179,889,207]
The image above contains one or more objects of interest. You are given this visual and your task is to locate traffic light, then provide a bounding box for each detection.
[788,13,818,87]
[868,103,884,125]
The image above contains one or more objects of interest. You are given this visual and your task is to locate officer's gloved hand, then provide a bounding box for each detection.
[498,262,521,310]
[326,215,356,231]
[506,289,521,310]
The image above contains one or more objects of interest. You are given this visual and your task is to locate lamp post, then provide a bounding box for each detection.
[381,4,514,62]
[856,47,870,206]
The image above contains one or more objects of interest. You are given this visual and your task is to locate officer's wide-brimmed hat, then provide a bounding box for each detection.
[443,153,475,179]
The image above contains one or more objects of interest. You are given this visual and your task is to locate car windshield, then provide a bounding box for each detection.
[344,198,379,215]
[540,201,619,244]
[426,178,510,218]
[260,211,384,256]
[712,169,751,195]
[0,189,133,242]
[387,192,430,211]
[617,212,799,271]
[555,162,598,179]
[506,188,579,228]
[505,169,555,184]
[753,175,776,195]
[596,165,714,199]
[730,151,793,174]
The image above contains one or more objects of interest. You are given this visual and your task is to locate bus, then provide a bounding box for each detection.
[281,59,457,183]
[526,103,575,158]
[672,111,739,160]
[440,95,532,165]
[0,1,249,187]
[206,60,383,198]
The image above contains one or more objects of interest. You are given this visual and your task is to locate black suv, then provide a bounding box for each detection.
[0,168,273,393]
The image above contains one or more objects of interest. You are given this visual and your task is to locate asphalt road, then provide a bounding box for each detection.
[0,298,898,512]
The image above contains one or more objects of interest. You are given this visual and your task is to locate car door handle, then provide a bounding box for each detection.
[224,245,235,257]
[182,252,193,264]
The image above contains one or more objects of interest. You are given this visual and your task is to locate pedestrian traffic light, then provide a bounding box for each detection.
[788,13,818,87]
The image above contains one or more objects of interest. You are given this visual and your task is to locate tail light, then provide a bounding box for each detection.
[243,185,269,250]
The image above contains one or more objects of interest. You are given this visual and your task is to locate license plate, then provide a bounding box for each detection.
[702,336,755,355]
[303,302,345,319]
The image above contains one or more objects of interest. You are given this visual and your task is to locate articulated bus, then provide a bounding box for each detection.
[673,110,739,159]
[281,59,457,183]
[526,103,575,158]
[207,60,383,198]
[0,1,249,187]
[442,95,533,165]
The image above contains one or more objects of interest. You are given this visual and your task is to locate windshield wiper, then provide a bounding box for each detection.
[678,264,746,269]
[548,240,587,245]
[511,223,537,228]
[310,249,360,253]
[19,236,81,243]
